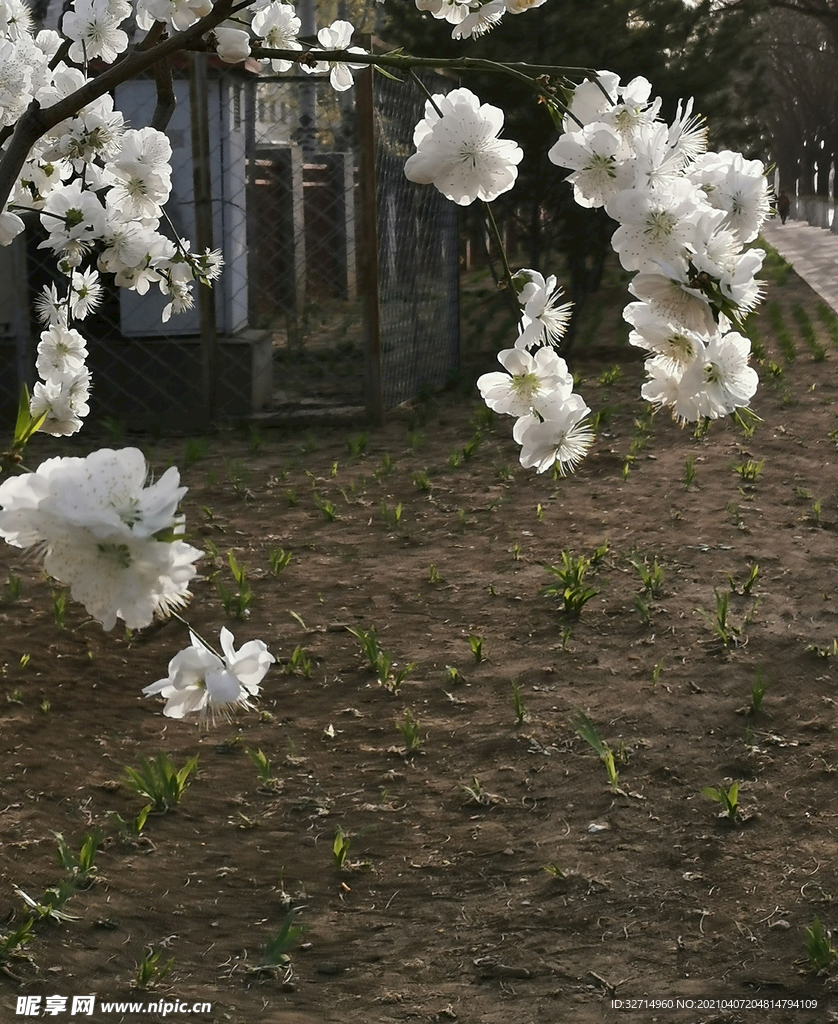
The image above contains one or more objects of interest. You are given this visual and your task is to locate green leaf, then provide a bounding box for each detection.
[12,385,47,448]
[572,710,608,758]
[288,610,308,631]
[373,64,403,82]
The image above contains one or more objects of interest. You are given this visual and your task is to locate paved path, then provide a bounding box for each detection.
[760,218,838,314]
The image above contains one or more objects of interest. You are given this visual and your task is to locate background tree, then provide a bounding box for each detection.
[759,7,838,203]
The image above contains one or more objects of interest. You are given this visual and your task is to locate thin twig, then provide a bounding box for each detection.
[482,202,524,327]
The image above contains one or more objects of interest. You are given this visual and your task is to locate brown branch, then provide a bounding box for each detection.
[152,57,176,130]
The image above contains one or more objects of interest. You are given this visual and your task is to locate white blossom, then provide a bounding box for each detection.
[514,270,573,349]
[477,346,573,418]
[405,87,523,205]
[36,326,89,379]
[215,26,252,64]
[513,393,594,475]
[252,3,301,71]
[143,628,275,722]
[548,122,633,209]
[303,20,367,92]
[62,0,129,65]
[0,448,202,630]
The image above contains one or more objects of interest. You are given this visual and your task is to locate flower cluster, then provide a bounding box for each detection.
[143,627,275,723]
[477,272,592,474]
[0,448,201,630]
[404,67,768,472]
[549,72,769,423]
[4,42,224,430]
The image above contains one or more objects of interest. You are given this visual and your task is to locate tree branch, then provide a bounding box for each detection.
[152,57,176,130]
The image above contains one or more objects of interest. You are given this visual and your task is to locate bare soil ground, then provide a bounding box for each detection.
[3,249,838,1024]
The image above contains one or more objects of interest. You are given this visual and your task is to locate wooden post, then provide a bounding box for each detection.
[189,52,219,424]
[356,60,383,426]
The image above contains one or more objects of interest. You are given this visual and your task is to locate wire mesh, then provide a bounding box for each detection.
[248,73,366,411]
[373,70,460,409]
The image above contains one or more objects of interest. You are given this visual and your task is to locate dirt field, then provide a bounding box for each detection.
[2,248,838,1024]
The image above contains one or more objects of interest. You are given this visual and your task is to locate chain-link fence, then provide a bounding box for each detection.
[2,54,460,431]
[248,58,459,422]
[370,70,459,411]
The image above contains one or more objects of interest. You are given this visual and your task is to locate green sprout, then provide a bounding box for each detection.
[396,710,422,755]
[807,639,838,659]
[16,881,78,923]
[268,547,293,575]
[461,777,496,807]
[123,753,199,813]
[216,551,253,619]
[629,554,664,597]
[346,626,382,672]
[347,433,368,457]
[246,747,273,785]
[313,492,338,521]
[462,434,482,460]
[511,679,528,725]
[571,710,620,789]
[728,563,759,595]
[375,651,416,695]
[805,917,838,972]
[224,458,253,501]
[284,644,313,679]
[701,781,739,819]
[445,665,464,686]
[107,805,150,842]
[698,589,756,646]
[542,863,567,879]
[633,594,653,625]
[380,501,403,529]
[258,908,306,970]
[374,453,394,480]
[543,551,599,617]
[332,826,351,871]
[748,669,772,715]
[598,364,622,386]
[54,829,100,887]
[52,589,69,631]
[735,458,765,482]
[3,572,21,603]
[134,947,174,990]
[0,917,33,963]
[247,425,263,454]
[468,634,484,663]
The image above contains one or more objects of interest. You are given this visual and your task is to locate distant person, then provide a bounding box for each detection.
[777,191,790,224]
